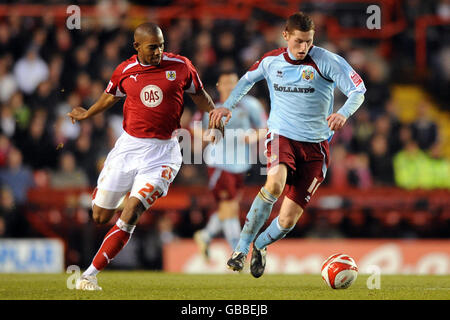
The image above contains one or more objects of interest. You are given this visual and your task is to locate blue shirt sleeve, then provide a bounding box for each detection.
[319,50,366,118]
[322,51,367,97]
[223,59,266,110]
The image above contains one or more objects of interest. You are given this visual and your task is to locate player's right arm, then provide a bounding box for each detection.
[67,92,121,123]
[68,60,127,123]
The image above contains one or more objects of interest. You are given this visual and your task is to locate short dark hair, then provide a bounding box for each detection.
[285,12,315,33]
[134,22,162,37]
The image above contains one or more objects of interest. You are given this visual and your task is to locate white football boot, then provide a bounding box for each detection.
[75,275,102,291]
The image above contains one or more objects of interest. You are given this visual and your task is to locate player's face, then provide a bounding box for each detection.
[217,73,238,101]
[135,33,164,65]
[283,29,314,60]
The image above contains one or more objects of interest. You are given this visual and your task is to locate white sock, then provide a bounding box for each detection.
[83,264,99,277]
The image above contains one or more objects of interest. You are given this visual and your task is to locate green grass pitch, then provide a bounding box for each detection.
[0,272,449,300]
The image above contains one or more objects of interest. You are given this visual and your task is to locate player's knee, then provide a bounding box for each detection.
[264,180,284,198]
[278,216,296,229]
[120,197,146,225]
[92,207,113,225]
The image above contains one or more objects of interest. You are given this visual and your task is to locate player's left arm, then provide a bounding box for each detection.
[327,92,365,131]
[323,52,366,131]
[188,88,224,140]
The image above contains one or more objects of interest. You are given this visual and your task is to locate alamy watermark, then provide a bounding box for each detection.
[66,5,81,30]
[174,122,278,175]
[66,264,81,289]
[365,265,381,289]
[366,5,381,30]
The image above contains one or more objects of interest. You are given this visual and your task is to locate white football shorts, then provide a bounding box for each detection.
[93,131,182,210]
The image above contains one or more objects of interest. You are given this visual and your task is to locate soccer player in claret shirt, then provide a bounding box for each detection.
[210,12,366,278]
[67,23,220,290]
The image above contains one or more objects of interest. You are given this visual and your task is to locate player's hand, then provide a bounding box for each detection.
[327,113,347,131]
[207,115,225,144]
[209,107,232,127]
[67,107,89,124]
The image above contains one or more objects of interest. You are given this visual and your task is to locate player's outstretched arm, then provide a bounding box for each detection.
[189,88,228,136]
[188,88,215,113]
[67,92,121,124]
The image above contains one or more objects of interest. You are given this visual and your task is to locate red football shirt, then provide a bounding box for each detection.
[105,52,203,139]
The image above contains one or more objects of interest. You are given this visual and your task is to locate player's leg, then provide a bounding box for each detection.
[87,196,145,277]
[250,197,302,278]
[194,211,221,260]
[77,189,130,290]
[79,174,172,291]
[255,196,303,249]
[250,140,329,278]
[194,168,225,259]
[217,198,241,251]
[227,164,287,271]
[216,171,244,251]
[91,187,127,224]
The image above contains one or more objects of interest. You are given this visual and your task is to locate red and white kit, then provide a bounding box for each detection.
[94,52,203,209]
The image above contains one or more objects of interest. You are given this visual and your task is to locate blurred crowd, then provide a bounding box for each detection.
[0,1,449,252]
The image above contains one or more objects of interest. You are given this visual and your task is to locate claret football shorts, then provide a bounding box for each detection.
[207,167,245,202]
[265,132,330,209]
[93,131,182,210]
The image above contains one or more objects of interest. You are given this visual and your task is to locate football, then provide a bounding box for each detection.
[321,253,358,289]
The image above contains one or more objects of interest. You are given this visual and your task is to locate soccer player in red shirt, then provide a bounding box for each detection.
[68,23,219,290]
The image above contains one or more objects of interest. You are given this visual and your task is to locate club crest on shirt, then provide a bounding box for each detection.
[166,70,176,81]
[140,85,163,108]
[302,68,315,81]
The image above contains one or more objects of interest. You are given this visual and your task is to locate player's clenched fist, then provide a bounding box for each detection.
[67,107,89,124]
[326,113,347,131]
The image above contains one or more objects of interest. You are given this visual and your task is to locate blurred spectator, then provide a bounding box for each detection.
[410,101,438,151]
[0,134,11,168]
[9,91,31,132]
[383,99,402,154]
[66,121,99,186]
[346,153,373,189]
[358,56,389,117]
[393,140,450,189]
[368,134,394,186]
[349,109,374,153]
[437,0,450,19]
[0,104,15,137]
[327,144,350,189]
[50,151,89,189]
[13,47,49,95]
[0,147,34,205]
[0,187,17,237]
[0,55,18,104]
[15,109,58,169]
[75,72,93,102]
[30,80,59,121]
[48,54,64,88]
